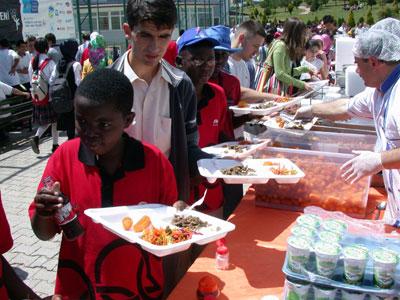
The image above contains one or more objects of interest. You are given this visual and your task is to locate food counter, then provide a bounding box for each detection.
[167,188,388,300]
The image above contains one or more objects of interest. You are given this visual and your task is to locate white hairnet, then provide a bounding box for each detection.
[353,18,400,61]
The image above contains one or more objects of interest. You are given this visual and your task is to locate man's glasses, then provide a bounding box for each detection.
[187,57,215,67]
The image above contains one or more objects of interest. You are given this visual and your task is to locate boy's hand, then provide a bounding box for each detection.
[34,181,64,216]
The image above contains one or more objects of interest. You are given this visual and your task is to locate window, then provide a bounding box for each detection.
[99,12,109,31]
[80,12,98,32]
[111,11,122,30]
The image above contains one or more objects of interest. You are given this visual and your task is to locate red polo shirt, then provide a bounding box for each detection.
[29,135,177,299]
[0,192,13,299]
[209,71,241,139]
[194,83,229,211]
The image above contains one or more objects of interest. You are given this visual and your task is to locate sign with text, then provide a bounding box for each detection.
[0,0,76,41]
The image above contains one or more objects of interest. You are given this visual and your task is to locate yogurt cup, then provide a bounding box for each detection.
[343,245,369,284]
[320,219,348,235]
[284,278,310,300]
[318,230,341,244]
[290,225,316,240]
[287,235,312,273]
[313,285,337,300]
[372,248,399,289]
[296,214,322,229]
[314,241,341,277]
[341,289,366,300]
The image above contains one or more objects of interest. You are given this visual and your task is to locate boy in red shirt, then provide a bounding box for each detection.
[176,28,231,217]
[0,192,44,299]
[29,69,179,299]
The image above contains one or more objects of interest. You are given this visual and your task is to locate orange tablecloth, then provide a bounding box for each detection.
[167,188,387,300]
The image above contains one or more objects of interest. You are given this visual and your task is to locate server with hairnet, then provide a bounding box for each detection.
[295,17,400,227]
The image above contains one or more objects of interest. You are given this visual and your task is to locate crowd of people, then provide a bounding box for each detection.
[0,0,400,298]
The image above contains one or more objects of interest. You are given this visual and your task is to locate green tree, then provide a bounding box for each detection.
[321,0,329,6]
[378,5,393,18]
[392,0,399,15]
[367,0,377,7]
[261,12,268,25]
[293,0,302,6]
[338,16,345,26]
[310,0,320,11]
[358,16,365,24]
[366,8,375,25]
[347,10,356,27]
[264,6,272,15]
[288,2,295,14]
[349,0,358,5]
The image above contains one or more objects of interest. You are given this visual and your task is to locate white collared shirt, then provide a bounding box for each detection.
[123,52,172,157]
[228,56,250,88]
[348,83,400,225]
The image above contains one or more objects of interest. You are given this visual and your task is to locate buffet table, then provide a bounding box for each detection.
[167,187,388,300]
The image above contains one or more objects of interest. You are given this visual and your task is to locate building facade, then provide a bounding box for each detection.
[74,0,232,52]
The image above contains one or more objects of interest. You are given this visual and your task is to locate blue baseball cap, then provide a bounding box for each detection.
[177,27,219,53]
[205,25,241,53]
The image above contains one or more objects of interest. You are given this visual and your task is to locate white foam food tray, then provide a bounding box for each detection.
[229,82,330,117]
[197,158,305,185]
[202,140,270,159]
[264,116,317,132]
[84,204,235,257]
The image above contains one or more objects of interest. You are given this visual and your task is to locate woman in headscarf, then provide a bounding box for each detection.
[81,34,107,79]
[49,39,81,141]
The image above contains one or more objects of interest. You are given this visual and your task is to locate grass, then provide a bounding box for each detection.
[249,0,394,24]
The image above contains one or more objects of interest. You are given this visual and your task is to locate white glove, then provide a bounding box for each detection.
[340,151,383,184]
[294,105,313,120]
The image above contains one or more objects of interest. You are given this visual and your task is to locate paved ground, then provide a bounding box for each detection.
[1,129,66,297]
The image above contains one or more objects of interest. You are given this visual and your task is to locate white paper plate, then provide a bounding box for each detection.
[197,158,305,184]
[202,140,270,159]
[230,97,303,117]
[84,204,235,257]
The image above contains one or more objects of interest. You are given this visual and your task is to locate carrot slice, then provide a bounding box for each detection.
[122,217,133,231]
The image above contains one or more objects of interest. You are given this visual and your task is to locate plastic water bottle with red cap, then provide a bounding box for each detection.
[215,238,229,270]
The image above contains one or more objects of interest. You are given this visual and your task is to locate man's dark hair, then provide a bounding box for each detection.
[126,0,177,29]
[26,35,36,43]
[82,32,90,41]
[76,69,133,115]
[16,39,27,48]
[179,29,185,36]
[322,15,335,25]
[265,27,276,45]
[45,33,57,44]
[0,39,10,48]
[237,20,267,40]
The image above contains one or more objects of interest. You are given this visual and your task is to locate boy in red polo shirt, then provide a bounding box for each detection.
[0,192,44,299]
[29,69,178,299]
[176,28,231,217]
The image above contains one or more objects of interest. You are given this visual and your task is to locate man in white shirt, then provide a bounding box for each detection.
[75,32,90,63]
[295,18,400,227]
[16,40,31,90]
[229,20,266,89]
[0,39,20,87]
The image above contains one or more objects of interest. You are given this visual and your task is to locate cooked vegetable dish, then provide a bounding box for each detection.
[221,165,256,176]
[171,215,209,231]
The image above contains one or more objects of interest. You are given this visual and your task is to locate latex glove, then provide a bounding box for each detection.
[340,151,383,184]
[294,105,313,120]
